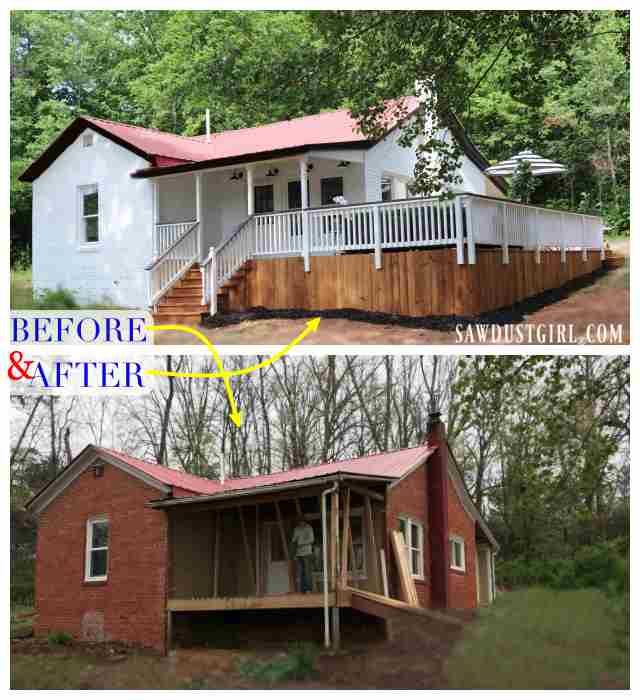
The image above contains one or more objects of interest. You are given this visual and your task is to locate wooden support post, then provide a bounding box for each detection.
[238,507,255,589]
[561,213,567,263]
[464,197,476,265]
[195,172,204,260]
[167,610,173,653]
[275,501,294,592]
[300,158,310,272]
[208,246,217,316]
[380,548,389,598]
[255,504,260,596]
[330,491,339,590]
[331,606,341,651]
[364,496,381,593]
[295,498,303,517]
[213,511,221,597]
[340,488,351,588]
[373,204,382,269]
[535,209,541,264]
[246,165,255,216]
[501,203,509,265]
[581,214,588,261]
[454,195,465,265]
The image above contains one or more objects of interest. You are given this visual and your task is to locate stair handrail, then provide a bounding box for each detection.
[201,214,256,315]
[145,220,200,271]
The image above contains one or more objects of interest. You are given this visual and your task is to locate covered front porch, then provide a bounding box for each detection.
[157,480,390,649]
[151,153,410,259]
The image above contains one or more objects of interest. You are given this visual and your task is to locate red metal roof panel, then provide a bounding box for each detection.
[98,443,436,499]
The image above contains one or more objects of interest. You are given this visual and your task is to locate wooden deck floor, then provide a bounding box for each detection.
[167,591,350,612]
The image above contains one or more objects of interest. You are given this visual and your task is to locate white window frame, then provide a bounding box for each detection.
[85,517,109,582]
[78,184,100,247]
[82,132,94,148]
[398,515,425,580]
[450,534,466,572]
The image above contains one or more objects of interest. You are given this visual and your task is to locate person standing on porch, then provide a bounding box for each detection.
[291,517,315,593]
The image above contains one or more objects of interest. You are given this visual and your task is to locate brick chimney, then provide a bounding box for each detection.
[426,404,450,609]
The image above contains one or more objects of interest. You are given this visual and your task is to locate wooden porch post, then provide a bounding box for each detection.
[246,165,255,216]
[213,511,221,597]
[275,501,295,592]
[581,215,588,261]
[454,195,465,265]
[152,179,159,257]
[535,209,541,264]
[255,504,261,596]
[339,488,351,589]
[195,173,204,261]
[501,203,509,265]
[330,490,340,651]
[373,204,382,270]
[560,213,567,263]
[299,158,310,273]
[238,506,255,592]
[464,196,477,265]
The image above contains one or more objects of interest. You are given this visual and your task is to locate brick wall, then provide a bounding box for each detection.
[446,473,478,609]
[386,464,431,607]
[34,462,168,652]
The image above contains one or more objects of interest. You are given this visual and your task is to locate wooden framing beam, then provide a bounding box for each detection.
[295,498,303,517]
[238,506,255,591]
[330,491,339,590]
[213,510,221,597]
[274,501,295,592]
[340,488,351,588]
[167,592,346,612]
[343,482,385,502]
[255,504,261,596]
[364,496,382,593]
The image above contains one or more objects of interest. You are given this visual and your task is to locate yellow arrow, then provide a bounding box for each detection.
[144,317,321,426]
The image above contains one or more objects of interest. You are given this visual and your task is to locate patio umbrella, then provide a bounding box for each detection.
[485,150,567,177]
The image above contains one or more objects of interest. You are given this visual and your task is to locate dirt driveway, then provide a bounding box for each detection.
[154,242,629,347]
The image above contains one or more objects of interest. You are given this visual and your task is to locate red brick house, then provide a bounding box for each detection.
[26,412,497,653]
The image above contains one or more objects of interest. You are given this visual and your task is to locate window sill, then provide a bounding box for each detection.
[77,243,102,253]
[83,579,108,586]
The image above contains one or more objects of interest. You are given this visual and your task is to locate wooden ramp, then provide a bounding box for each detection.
[348,588,465,627]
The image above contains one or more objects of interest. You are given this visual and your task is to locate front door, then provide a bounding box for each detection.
[265,523,289,594]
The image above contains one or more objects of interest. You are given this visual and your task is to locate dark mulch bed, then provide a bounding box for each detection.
[201,267,608,331]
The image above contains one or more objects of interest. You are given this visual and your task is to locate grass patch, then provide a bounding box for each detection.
[444,587,629,689]
[238,643,318,683]
[10,605,35,638]
[10,266,123,310]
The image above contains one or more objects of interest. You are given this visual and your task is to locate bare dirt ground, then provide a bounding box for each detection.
[155,240,629,347]
[11,611,463,689]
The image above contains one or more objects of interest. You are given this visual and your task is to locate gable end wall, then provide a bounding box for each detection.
[446,474,478,609]
[386,464,431,607]
[34,462,168,652]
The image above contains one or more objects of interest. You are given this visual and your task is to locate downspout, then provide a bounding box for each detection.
[321,480,339,649]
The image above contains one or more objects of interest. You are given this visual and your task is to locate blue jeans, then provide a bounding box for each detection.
[295,556,313,593]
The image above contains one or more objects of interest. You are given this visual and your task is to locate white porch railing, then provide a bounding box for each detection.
[196,193,604,315]
[155,220,197,256]
[146,221,200,306]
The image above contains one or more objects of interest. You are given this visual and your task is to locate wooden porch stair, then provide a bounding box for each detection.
[153,261,255,324]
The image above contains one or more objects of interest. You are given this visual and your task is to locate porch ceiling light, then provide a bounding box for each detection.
[266,168,279,177]
[338,161,350,168]
[229,170,244,181]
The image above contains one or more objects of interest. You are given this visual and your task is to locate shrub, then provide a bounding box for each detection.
[238,643,318,683]
[33,287,79,310]
[497,542,628,593]
[48,631,72,646]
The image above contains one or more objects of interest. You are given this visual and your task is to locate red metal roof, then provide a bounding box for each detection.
[19,97,419,182]
[97,443,436,499]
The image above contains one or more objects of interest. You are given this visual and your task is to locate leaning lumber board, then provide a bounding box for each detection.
[390,530,419,606]
[347,587,464,627]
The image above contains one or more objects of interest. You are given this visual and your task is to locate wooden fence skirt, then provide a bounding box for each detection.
[225,248,602,318]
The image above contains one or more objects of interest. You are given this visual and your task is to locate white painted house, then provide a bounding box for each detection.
[21,96,602,316]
